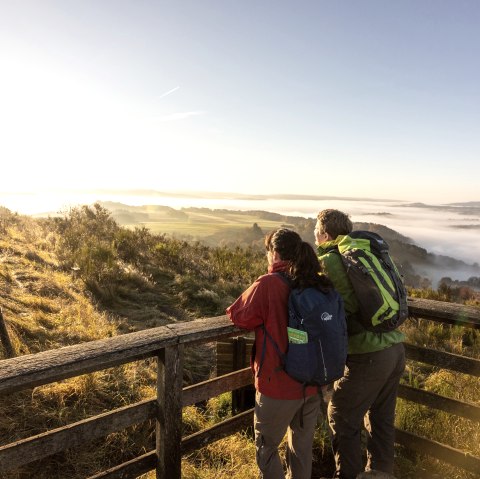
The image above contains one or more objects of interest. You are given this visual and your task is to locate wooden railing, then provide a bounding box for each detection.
[396,298,480,475]
[0,298,479,478]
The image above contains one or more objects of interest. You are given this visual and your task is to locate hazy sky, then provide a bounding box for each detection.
[1,1,479,203]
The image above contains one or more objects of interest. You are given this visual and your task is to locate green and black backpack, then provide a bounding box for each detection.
[333,230,408,333]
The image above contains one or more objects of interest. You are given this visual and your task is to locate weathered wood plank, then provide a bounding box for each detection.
[217,338,254,348]
[0,308,15,358]
[0,316,237,395]
[87,451,157,479]
[398,384,480,422]
[0,399,157,472]
[395,428,480,474]
[166,316,238,344]
[231,338,254,413]
[404,343,480,376]
[233,337,249,369]
[217,344,235,353]
[216,339,254,353]
[408,297,480,329]
[183,368,252,406]
[216,352,238,362]
[0,329,176,395]
[217,337,254,376]
[182,408,254,454]
[156,345,183,479]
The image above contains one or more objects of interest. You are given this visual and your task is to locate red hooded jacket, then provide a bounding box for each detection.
[226,261,318,400]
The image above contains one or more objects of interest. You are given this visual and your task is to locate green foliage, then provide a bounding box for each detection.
[0,206,14,233]
[408,284,480,308]
[51,203,266,317]
[54,203,122,287]
[115,226,158,265]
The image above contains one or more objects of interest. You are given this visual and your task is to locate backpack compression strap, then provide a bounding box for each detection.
[256,325,286,377]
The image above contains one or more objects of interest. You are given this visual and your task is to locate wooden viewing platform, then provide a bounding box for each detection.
[0,297,479,478]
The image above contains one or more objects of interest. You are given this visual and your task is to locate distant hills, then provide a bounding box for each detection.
[97,201,480,290]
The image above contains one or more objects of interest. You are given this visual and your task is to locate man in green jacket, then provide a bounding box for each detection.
[315,209,405,479]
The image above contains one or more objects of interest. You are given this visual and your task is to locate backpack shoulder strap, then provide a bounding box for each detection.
[324,244,340,254]
[322,243,366,333]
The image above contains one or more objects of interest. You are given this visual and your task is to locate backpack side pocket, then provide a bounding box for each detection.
[284,342,318,385]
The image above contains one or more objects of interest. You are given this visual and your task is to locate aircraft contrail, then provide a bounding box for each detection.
[157,86,180,100]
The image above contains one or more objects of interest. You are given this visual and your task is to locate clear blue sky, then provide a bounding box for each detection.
[1,1,479,203]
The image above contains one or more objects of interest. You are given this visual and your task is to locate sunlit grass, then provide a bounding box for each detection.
[124,210,284,238]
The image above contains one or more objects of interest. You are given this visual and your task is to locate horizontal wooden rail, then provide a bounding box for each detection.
[0,315,236,395]
[395,428,480,474]
[0,399,157,472]
[404,343,480,376]
[407,297,480,329]
[398,384,480,422]
[183,367,252,406]
[87,451,157,479]
[182,408,254,454]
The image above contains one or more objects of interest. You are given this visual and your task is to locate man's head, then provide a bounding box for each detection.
[315,209,353,245]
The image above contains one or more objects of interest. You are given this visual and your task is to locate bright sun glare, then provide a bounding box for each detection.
[1,50,203,192]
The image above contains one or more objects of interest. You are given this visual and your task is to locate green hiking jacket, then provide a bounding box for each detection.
[317,236,404,354]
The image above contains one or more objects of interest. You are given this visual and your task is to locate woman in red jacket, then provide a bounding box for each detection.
[227,228,333,479]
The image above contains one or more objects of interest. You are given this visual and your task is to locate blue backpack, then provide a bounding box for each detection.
[259,274,348,387]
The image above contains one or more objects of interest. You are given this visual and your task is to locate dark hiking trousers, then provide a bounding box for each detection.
[327,342,406,479]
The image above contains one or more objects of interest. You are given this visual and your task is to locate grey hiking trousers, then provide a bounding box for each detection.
[254,391,321,479]
[327,342,406,479]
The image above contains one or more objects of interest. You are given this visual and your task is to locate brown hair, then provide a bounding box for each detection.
[265,228,332,291]
[316,209,353,239]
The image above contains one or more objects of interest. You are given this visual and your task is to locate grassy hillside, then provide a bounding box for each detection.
[0,208,152,477]
[0,204,267,478]
[0,204,478,479]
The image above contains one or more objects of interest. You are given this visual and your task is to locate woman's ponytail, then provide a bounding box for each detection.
[289,241,333,291]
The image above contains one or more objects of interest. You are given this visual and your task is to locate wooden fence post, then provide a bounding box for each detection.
[232,337,245,413]
[156,344,184,479]
[232,337,255,414]
[0,308,15,358]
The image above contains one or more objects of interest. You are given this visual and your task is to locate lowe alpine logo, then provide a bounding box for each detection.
[321,312,333,321]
